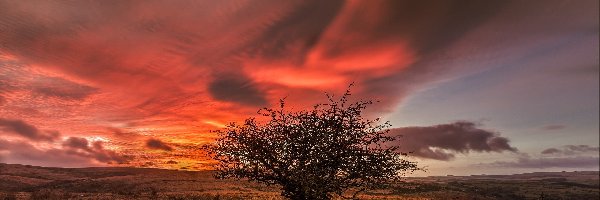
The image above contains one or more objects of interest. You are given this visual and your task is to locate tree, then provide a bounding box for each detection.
[204,86,419,200]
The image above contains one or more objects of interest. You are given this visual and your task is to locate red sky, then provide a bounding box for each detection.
[0,0,598,175]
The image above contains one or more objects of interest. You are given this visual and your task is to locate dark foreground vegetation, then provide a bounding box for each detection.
[205,88,418,199]
[0,163,598,200]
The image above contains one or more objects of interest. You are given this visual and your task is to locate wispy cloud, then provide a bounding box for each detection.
[482,156,599,169]
[0,138,131,167]
[62,137,132,164]
[146,139,173,151]
[0,118,59,141]
[541,145,599,155]
[477,144,599,169]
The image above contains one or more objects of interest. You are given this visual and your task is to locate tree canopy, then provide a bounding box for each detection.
[205,87,418,199]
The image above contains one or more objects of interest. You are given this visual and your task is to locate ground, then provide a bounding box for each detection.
[0,163,598,200]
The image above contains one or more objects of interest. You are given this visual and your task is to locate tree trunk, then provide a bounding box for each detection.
[283,184,329,200]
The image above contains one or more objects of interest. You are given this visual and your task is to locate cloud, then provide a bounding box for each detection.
[63,137,90,149]
[480,145,599,169]
[541,148,561,154]
[141,161,156,168]
[541,124,566,131]
[0,60,97,101]
[310,0,507,63]
[166,160,178,164]
[208,74,268,107]
[541,145,600,155]
[0,138,130,167]
[146,139,173,151]
[0,0,513,116]
[484,156,599,169]
[0,139,90,167]
[0,0,596,169]
[565,145,600,152]
[30,76,98,100]
[0,118,59,141]
[389,121,517,160]
[62,137,131,164]
[243,1,344,62]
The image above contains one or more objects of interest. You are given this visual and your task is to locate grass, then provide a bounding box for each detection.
[1,163,598,199]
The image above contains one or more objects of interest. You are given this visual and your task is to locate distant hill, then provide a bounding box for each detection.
[1,163,598,199]
[0,163,281,199]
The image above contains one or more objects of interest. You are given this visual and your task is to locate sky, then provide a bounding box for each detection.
[0,0,598,176]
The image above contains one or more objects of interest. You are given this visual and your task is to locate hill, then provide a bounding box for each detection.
[0,163,598,199]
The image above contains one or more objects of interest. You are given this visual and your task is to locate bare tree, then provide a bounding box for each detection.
[204,86,418,199]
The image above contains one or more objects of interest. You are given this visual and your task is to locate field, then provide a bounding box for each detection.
[0,163,598,200]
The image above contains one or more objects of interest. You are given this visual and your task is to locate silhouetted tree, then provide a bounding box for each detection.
[204,86,418,200]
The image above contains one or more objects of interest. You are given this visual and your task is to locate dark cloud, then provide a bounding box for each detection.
[63,137,89,150]
[141,161,156,168]
[0,139,91,167]
[541,145,600,155]
[0,118,59,141]
[390,121,517,160]
[320,0,508,59]
[146,138,173,151]
[109,127,143,140]
[541,148,561,154]
[166,160,178,164]
[208,74,267,107]
[245,0,344,63]
[62,137,131,164]
[88,142,132,164]
[484,156,599,169]
[0,138,130,167]
[30,76,98,100]
[541,124,566,131]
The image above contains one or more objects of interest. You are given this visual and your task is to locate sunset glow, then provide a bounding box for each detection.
[0,0,598,176]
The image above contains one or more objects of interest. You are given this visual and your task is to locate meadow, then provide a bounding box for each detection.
[0,163,598,200]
